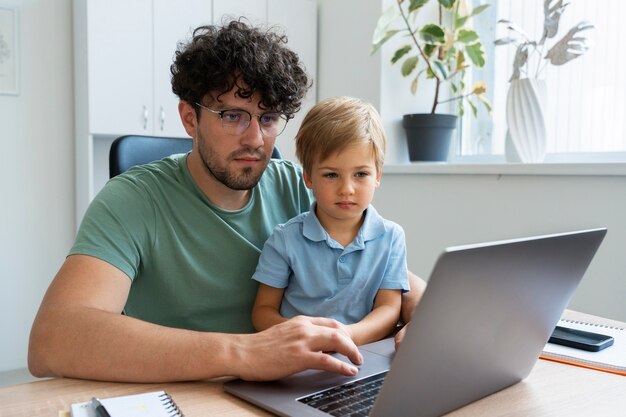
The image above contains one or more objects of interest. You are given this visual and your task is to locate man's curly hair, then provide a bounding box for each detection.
[171,19,311,119]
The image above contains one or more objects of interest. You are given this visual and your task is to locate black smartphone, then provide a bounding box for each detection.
[549,326,614,352]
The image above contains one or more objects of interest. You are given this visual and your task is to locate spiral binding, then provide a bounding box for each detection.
[560,318,626,331]
[159,392,185,417]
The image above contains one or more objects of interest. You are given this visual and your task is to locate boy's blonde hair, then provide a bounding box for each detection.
[295,96,387,174]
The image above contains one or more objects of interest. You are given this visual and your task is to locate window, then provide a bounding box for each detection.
[458,0,626,162]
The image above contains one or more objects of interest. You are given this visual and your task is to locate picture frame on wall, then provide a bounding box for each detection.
[0,6,19,95]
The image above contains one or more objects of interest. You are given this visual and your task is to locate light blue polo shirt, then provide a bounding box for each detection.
[252,204,409,324]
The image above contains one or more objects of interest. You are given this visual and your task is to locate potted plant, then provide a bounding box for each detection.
[371,0,492,161]
[495,0,594,162]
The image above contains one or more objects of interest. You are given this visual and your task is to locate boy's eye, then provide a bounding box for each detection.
[355,171,370,177]
[322,172,338,178]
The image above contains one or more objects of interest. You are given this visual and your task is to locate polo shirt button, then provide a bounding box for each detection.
[339,256,346,263]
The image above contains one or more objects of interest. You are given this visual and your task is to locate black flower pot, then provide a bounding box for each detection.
[402,114,458,162]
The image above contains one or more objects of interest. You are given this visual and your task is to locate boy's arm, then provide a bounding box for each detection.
[346,289,402,346]
[252,283,288,331]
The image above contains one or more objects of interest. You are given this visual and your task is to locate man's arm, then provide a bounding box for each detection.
[401,270,426,324]
[395,270,427,348]
[28,255,362,382]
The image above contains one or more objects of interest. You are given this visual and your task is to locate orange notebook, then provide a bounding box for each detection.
[541,318,626,376]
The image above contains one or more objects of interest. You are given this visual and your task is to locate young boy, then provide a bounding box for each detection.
[251,96,409,346]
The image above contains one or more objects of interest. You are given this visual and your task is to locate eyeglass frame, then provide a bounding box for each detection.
[194,102,289,137]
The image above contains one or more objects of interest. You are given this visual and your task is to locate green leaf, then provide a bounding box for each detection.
[424,43,437,57]
[401,56,419,76]
[478,94,493,113]
[391,45,412,64]
[455,4,489,29]
[465,42,486,67]
[468,99,478,118]
[456,50,466,72]
[433,60,448,79]
[470,4,490,18]
[372,5,399,44]
[371,29,401,55]
[419,24,445,44]
[409,0,429,13]
[437,0,455,9]
[457,29,479,44]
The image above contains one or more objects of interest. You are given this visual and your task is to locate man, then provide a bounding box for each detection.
[28,20,424,383]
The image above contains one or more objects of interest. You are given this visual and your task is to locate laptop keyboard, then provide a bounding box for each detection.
[298,371,387,417]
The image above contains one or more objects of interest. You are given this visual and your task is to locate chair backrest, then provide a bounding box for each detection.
[109,135,282,178]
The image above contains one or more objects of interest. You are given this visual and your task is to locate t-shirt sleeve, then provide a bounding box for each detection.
[69,175,154,280]
[380,224,410,292]
[251,225,291,288]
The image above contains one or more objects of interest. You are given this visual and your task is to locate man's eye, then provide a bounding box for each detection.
[222,111,243,122]
[260,113,280,125]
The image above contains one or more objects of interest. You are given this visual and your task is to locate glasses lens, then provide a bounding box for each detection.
[220,110,251,135]
[217,109,288,137]
[259,113,288,137]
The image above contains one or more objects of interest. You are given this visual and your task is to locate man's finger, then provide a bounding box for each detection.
[309,329,363,366]
[306,351,360,376]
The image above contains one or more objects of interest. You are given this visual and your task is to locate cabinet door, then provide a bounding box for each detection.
[213,0,267,25]
[267,0,317,161]
[87,0,154,135]
[153,0,212,137]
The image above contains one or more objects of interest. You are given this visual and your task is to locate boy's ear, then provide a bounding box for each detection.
[303,170,313,189]
[375,169,382,187]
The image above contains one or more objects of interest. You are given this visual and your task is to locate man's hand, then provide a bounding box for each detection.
[235,316,363,381]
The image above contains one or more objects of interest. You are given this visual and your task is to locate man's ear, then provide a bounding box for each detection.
[179,101,197,138]
[303,170,313,189]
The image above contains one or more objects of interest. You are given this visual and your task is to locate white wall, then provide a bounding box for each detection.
[1,0,625,377]
[372,174,626,323]
[0,0,75,374]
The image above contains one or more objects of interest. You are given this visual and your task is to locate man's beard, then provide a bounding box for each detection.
[196,130,269,190]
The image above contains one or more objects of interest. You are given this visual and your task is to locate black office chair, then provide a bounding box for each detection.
[109,134,282,178]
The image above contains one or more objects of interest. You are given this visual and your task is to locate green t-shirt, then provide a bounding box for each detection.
[70,154,312,333]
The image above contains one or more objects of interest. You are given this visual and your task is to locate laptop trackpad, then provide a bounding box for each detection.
[360,337,395,358]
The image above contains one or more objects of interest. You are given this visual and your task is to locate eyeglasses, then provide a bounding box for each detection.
[195,103,289,137]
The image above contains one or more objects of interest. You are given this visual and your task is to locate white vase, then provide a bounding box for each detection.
[505,78,547,163]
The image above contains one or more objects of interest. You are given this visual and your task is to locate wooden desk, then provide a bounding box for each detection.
[2,311,624,417]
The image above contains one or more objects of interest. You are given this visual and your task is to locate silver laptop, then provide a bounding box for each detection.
[224,228,606,417]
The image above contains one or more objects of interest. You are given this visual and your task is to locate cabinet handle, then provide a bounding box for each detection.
[160,106,165,131]
[143,105,149,130]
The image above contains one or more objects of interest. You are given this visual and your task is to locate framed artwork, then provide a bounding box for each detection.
[0,6,19,95]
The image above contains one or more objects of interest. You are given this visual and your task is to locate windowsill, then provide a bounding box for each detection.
[384,162,626,176]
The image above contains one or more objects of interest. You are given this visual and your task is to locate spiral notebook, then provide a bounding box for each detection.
[70,390,184,417]
[541,318,626,376]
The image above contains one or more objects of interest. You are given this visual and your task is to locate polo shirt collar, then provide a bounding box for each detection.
[302,203,386,248]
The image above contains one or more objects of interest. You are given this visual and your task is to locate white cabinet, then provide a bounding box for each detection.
[74,0,317,226]
[79,0,211,138]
